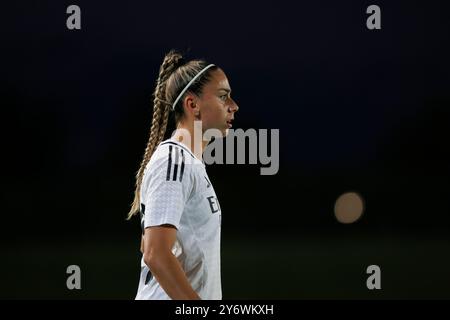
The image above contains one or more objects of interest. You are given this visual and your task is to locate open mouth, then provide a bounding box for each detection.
[226,120,233,128]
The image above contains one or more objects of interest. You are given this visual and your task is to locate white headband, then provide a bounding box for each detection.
[171,64,215,110]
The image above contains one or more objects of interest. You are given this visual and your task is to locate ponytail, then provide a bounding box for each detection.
[127,50,184,219]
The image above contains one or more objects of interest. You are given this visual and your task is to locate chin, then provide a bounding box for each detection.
[215,125,229,137]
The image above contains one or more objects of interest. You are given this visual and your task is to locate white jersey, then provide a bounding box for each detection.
[135,137,222,300]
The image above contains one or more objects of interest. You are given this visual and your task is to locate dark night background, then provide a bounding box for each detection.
[1,0,449,299]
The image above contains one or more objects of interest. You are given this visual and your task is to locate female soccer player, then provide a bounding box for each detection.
[128,50,239,300]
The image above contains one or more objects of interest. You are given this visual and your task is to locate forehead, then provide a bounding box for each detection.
[204,68,230,92]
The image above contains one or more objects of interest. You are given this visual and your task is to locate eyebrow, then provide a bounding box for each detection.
[218,88,231,93]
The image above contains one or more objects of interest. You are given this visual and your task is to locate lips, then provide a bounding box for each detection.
[226,119,233,128]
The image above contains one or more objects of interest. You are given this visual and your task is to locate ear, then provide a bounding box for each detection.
[183,94,200,118]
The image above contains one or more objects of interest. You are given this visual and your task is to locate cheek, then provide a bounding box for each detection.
[203,103,226,123]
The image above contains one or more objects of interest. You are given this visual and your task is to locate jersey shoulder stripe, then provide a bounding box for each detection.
[159,141,196,160]
[165,144,186,182]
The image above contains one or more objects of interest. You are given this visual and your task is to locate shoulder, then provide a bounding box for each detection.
[154,140,202,165]
[145,139,203,180]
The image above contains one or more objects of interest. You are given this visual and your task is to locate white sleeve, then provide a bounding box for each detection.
[141,145,193,230]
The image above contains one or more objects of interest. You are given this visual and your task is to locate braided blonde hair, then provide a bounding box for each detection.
[127,50,218,219]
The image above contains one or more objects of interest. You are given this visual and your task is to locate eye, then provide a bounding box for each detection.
[220,94,228,101]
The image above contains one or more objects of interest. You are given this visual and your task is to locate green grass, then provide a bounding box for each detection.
[2,234,449,299]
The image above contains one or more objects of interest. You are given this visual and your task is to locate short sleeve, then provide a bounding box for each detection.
[141,144,193,230]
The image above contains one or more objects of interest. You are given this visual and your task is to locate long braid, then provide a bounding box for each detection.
[157,103,171,142]
[127,51,183,219]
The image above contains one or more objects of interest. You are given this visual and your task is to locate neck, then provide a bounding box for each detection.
[172,120,209,160]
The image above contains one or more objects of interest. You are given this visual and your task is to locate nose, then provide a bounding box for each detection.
[229,99,239,113]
